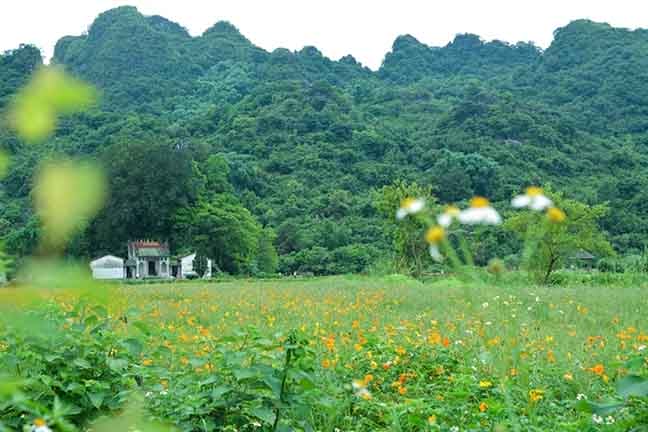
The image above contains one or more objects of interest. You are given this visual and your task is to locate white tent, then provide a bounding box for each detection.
[90,255,125,280]
[180,253,212,279]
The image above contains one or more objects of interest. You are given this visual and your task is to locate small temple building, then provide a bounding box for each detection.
[89,240,212,280]
[125,240,171,279]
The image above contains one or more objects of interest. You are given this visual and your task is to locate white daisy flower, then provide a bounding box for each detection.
[437,205,460,227]
[511,186,552,211]
[31,419,52,432]
[429,245,443,262]
[605,416,615,424]
[425,226,445,262]
[396,197,425,220]
[576,393,587,400]
[592,414,604,424]
[458,197,501,225]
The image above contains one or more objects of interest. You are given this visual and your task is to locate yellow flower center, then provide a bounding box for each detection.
[400,197,416,209]
[425,226,445,244]
[34,419,47,427]
[445,205,460,216]
[547,207,566,223]
[525,186,543,197]
[470,196,490,208]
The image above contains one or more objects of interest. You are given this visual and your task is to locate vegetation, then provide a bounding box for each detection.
[2,7,648,274]
[1,276,647,431]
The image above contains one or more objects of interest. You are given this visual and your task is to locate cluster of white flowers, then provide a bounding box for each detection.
[592,414,614,424]
[398,186,565,264]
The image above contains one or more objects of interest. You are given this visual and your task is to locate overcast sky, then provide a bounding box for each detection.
[1,0,647,70]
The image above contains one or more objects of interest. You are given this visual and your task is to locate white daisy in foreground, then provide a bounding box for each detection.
[31,419,52,432]
[396,197,425,220]
[352,379,372,400]
[512,186,552,211]
[425,226,445,262]
[437,205,460,227]
[592,414,604,424]
[458,197,501,225]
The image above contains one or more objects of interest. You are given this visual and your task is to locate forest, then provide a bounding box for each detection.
[2,6,648,276]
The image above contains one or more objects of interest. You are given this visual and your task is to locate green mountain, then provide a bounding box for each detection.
[2,7,648,273]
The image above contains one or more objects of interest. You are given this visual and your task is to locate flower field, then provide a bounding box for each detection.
[1,274,647,431]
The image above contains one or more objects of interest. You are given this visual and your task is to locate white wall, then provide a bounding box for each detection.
[92,267,124,280]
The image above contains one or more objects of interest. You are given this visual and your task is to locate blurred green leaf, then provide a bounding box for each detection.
[33,160,107,250]
[617,375,648,398]
[9,66,96,142]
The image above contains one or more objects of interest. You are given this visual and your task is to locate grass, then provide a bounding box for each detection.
[2,273,648,431]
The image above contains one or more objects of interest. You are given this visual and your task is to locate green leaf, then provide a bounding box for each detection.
[233,368,257,381]
[88,391,105,409]
[250,405,276,425]
[73,358,91,369]
[107,358,129,373]
[211,385,231,400]
[589,400,625,416]
[617,375,648,398]
[133,321,152,336]
[122,338,144,356]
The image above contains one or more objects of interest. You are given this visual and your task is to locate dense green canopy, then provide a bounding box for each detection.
[2,7,647,274]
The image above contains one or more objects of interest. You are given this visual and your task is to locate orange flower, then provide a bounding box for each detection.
[588,364,605,376]
[321,359,331,369]
[479,401,488,412]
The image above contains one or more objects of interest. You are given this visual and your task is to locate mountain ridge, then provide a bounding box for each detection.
[3,8,648,273]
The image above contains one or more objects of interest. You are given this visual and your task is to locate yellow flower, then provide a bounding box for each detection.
[142,359,153,367]
[428,415,437,424]
[547,207,566,223]
[425,226,445,244]
[529,389,544,403]
[425,226,446,262]
[479,380,493,389]
[563,372,574,381]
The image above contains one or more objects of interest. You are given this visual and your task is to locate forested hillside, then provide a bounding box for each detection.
[2,6,648,274]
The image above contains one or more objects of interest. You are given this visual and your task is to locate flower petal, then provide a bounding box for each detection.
[512,195,531,208]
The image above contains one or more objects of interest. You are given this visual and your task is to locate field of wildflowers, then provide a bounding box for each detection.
[1,274,647,431]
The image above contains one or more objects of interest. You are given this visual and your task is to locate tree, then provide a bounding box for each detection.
[180,194,262,275]
[373,180,436,277]
[192,253,209,278]
[505,191,614,284]
[256,228,279,274]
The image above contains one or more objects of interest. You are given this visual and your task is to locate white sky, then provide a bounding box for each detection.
[1,0,647,70]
